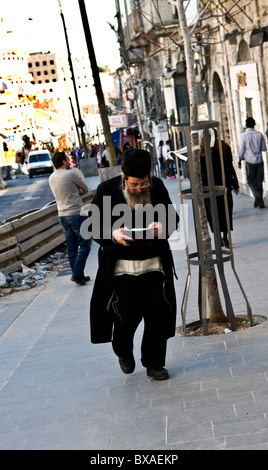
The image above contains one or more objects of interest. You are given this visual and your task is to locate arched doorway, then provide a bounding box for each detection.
[212,72,230,144]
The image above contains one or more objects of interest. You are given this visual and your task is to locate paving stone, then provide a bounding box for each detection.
[0,178,268,450]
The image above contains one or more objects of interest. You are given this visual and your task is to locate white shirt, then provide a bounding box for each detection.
[162,144,170,159]
[238,128,266,164]
[102,149,108,161]
[49,168,88,216]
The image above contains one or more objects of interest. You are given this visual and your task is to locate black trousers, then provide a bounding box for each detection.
[111,271,169,369]
[246,161,264,199]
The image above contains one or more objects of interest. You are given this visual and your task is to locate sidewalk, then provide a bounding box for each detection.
[0,176,268,450]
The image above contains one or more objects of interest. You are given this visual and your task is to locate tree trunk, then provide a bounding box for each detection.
[173,0,227,323]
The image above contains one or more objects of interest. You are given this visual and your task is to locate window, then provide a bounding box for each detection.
[245,97,253,117]
[238,39,251,62]
[35,61,40,66]
[50,60,54,65]
[43,61,47,66]
[29,154,51,163]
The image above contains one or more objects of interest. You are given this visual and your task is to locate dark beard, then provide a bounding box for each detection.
[122,186,151,210]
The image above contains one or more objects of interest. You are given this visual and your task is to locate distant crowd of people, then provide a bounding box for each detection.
[157,139,177,180]
[70,142,126,168]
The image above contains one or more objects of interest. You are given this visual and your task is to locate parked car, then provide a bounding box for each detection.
[27,150,54,178]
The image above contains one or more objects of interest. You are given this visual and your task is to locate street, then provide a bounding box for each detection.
[0,173,55,224]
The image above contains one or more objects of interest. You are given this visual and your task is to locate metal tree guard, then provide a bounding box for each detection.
[173,121,253,335]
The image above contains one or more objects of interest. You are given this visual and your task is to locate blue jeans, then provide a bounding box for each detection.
[59,215,91,278]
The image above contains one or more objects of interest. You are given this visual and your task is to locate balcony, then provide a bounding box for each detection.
[121,0,179,64]
[139,0,179,36]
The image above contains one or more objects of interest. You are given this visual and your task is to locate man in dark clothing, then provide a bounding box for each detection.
[88,149,179,380]
[200,137,240,248]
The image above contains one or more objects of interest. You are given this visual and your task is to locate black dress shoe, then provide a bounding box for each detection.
[147,367,169,380]
[254,197,260,208]
[82,275,90,282]
[259,199,265,209]
[71,275,86,285]
[119,355,135,374]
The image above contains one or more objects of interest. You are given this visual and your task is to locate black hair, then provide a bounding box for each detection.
[52,151,67,169]
[246,117,256,128]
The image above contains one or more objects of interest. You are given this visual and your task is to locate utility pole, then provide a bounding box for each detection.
[60,60,81,147]
[78,0,117,166]
[58,0,88,158]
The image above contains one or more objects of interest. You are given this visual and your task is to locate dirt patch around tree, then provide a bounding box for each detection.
[176,315,267,337]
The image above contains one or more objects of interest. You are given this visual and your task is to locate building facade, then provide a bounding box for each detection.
[27,52,59,85]
[115,0,268,198]
[196,0,268,197]
[0,47,36,150]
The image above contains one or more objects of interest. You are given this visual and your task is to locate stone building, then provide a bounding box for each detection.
[27,52,59,85]
[115,0,268,198]
[0,47,35,148]
[115,0,207,149]
[196,0,268,198]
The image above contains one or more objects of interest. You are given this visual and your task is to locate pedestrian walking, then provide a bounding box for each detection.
[238,117,266,208]
[49,151,91,285]
[123,141,131,153]
[89,149,179,380]
[163,140,176,179]
[200,134,239,248]
[158,140,166,178]
[115,144,122,165]
[101,145,109,167]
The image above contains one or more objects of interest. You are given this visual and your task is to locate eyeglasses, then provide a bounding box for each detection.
[125,180,151,191]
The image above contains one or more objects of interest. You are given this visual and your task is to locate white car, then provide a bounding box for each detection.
[27,150,54,178]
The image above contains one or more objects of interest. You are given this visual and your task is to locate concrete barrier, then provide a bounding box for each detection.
[0,190,95,276]
[79,158,98,176]
[98,165,122,182]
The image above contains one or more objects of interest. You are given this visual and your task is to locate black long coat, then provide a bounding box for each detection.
[200,141,239,232]
[89,175,179,344]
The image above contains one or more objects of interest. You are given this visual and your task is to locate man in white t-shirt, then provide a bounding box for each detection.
[49,151,91,285]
